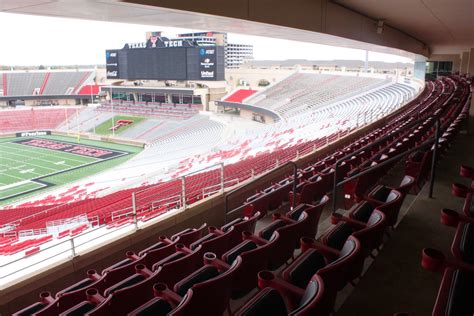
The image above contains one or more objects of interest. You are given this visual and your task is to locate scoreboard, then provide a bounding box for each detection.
[106,44,225,81]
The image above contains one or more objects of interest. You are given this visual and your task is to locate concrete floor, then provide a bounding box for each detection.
[335,116,474,316]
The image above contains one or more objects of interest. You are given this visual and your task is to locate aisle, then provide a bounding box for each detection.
[336,115,474,316]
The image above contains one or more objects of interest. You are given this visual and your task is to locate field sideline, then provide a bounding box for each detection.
[0,135,142,205]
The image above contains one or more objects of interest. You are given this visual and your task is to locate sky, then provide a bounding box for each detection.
[0,12,414,66]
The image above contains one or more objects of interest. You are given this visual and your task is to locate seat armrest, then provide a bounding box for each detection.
[421,248,474,273]
[272,213,297,225]
[242,231,269,246]
[440,208,474,227]
[300,237,340,259]
[331,212,366,229]
[257,270,305,309]
[153,283,183,304]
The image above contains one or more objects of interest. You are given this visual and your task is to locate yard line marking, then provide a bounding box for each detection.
[20,168,35,174]
[0,172,27,182]
[0,148,79,168]
[0,156,65,172]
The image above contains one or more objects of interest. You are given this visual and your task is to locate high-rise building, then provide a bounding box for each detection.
[176,31,253,68]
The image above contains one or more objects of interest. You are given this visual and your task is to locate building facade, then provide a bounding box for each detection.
[177,31,253,69]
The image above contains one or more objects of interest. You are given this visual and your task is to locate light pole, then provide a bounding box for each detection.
[111,87,115,137]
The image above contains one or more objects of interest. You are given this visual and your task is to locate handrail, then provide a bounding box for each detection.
[330,78,458,212]
[330,119,440,212]
[224,161,298,222]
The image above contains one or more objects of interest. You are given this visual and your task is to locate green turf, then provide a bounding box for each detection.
[0,135,142,205]
[92,115,145,135]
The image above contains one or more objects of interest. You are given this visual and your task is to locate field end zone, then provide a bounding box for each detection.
[0,137,133,202]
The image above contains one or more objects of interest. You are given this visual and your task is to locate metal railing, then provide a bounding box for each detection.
[224,161,299,222]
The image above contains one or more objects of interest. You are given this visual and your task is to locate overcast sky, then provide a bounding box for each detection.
[0,12,413,66]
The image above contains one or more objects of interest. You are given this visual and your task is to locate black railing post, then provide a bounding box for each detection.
[291,162,298,210]
[331,162,339,213]
[428,118,440,198]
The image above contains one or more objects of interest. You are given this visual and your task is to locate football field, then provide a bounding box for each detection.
[0,136,141,203]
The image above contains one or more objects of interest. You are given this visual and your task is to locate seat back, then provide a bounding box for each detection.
[34,272,104,316]
[396,175,415,198]
[222,240,273,298]
[170,256,242,316]
[290,274,331,316]
[235,288,288,316]
[377,189,403,227]
[190,226,234,257]
[281,248,327,289]
[12,301,48,316]
[267,212,309,269]
[59,301,96,316]
[141,238,179,268]
[288,196,328,239]
[171,223,207,248]
[352,210,387,254]
[349,201,376,223]
[153,245,203,288]
[127,298,173,316]
[222,212,260,249]
[432,268,474,316]
[321,223,354,251]
[317,236,362,292]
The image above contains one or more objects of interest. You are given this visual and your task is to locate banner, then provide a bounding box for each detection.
[106,50,120,79]
[16,130,51,137]
[198,47,217,80]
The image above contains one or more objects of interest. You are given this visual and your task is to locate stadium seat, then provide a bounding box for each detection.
[364,175,415,207]
[85,244,203,315]
[349,189,403,227]
[421,248,474,316]
[282,236,362,291]
[439,208,474,264]
[254,211,309,269]
[190,226,234,257]
[327,210,387,258]
[170,223,208,248]
[286,196,329,238]
[236,273,331,316]
[149,254,242,316]
[221,237,274,298]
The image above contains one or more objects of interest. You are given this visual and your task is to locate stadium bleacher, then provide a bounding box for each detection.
[8,75,472,315]
[97,101,201,120]
[0,107,80,133]
[223,89,257,103]
[0,71,94,97]
[244,73,393,118]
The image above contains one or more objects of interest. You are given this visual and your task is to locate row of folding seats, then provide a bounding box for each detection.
[421,164,474,316]
[13,211,262,315]
[234,86,446,220]
[240,88,469,315]
[234,77,470,315]
[236,174,415,315]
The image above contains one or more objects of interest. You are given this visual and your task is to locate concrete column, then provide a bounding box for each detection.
[460,51,470,74]
[468,48,474,75]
